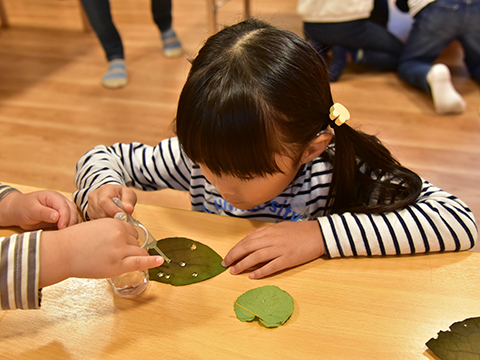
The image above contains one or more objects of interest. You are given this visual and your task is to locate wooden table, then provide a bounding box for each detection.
[1,185,479,359]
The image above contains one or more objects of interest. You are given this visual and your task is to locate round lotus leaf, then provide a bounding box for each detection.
[234,285,294,328]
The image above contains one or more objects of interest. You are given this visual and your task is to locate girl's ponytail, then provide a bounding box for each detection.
[325,123,422,214]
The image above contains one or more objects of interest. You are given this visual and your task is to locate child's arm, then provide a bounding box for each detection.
[318,181,477,258]
[0,219,163,310]
[0,231,43,310]
[39,219,163,288]
[0,184,78,230]
[222,181,477,279]
[74,138,192,219]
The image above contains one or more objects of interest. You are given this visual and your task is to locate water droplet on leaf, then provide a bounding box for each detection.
[190,244,197,251]
[179,261,186,267]
[192,272,198,277]
[157,272,164,278]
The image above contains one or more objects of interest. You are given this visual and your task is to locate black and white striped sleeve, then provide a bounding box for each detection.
[74,137,192,217]
[0,183,20,202]
[0,231,42,310]
[318,181,478,258]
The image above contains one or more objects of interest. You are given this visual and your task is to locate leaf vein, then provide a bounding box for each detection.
[234,301,260,318]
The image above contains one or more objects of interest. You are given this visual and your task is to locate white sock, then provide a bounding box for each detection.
[426,64,465,115]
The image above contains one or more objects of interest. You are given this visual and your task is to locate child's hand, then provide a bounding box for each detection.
[39,218,163,287]
[222,220,326,279]
[86,184,137,219]
[0,190,79,230]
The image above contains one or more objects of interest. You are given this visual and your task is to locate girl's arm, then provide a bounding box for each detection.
[222,181,477,279]
[74,137,192,219]
[318,181,477,258]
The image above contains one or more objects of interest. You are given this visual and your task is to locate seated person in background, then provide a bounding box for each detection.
[80,0,183,89]
[0,183,163,310]
[298,0,403,81]
[396,0,480,115]
[73,19,477,281]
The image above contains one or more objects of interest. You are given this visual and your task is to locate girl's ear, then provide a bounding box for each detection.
[300,131,333,164]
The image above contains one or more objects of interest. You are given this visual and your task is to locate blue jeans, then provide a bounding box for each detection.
[398,0,480,92]
[80,0,173,61]
[303,19,403,71]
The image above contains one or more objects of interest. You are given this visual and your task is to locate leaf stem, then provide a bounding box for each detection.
[234,301,259,318]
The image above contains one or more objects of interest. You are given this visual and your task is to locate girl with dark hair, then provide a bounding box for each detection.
[74,18,477,279]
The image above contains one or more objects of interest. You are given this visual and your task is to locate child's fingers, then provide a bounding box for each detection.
[36,191,78,228]
[102,198,126,218]
[95,186,137,218]
[248,257,286,279]
[118,188,137,214]
[120,221,139,237]
[222,241,252,267]
[229,246,280,275]
[33,204,60,225]
[56,199,80,229]
[104,219,139,243]
[122,254,164,273]
[86,186,120,219]
[222,231,269,267]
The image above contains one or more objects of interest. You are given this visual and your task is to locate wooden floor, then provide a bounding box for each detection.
[1,0,479,249]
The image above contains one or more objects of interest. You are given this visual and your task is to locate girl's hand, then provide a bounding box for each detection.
[222,220,326,279]
[86,184,137,220]
[0,190,79,230]
[39,218,163,287]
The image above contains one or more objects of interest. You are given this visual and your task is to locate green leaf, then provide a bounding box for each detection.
[234,285,294,328]
[426,317,480,360]
[148,237,227,286]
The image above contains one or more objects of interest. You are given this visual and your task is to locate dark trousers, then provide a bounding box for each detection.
[398,0,480,92]
[80,0,173,61]
[304,18,403,71]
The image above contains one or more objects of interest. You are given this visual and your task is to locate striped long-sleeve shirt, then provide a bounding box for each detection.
[0,184,42,310]
[74,137,478,258]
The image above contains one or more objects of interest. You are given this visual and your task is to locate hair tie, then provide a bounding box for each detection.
[329,103,350,126]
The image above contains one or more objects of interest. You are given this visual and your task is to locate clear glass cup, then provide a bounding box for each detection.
[108,212,150,298]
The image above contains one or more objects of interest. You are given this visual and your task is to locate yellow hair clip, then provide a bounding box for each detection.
[329,103,350,126]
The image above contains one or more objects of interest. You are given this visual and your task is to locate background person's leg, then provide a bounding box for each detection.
[151,0,183,57]
[80,0,127,88]
[398,1,465,114]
